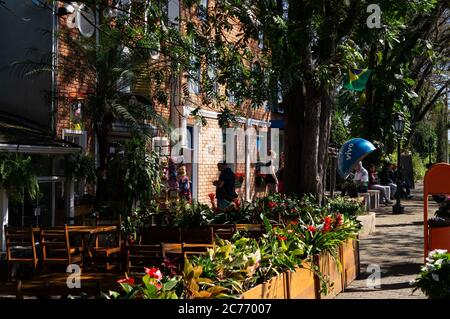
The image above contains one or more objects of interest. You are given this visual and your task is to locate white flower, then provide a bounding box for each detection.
[429,249,447,257]
[435,259,444,266]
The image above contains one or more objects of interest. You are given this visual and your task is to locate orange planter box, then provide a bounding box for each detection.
[340,239,360,288]
[241,273,287,299]
[429,226,450,252]
[315,251,343,299]
[285,263,317,299]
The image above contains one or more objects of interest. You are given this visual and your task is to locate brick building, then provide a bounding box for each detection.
[0,0,285,247]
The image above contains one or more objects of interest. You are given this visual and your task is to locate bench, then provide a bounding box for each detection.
[367,190,380,209]
[357,193,371,212]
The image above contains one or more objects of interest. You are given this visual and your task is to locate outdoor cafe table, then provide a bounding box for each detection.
[162,243,182,254]
[67,226,118,263]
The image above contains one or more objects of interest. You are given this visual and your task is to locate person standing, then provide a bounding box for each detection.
[264,150,279,194]
[368,164,392,205]
[213,162,237,210]
[353,161,369,193]
[276,152,285,194]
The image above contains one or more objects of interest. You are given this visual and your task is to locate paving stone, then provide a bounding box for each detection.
[336,183,434,299]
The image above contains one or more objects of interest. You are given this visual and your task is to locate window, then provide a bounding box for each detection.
[282,0,289,20]
[152,136,170,156]
[188,54,201,95]
[167,0,180,26]
[258,31,264,49]
[269,81,284,113]
[63,129,87,151]
[198,0,208,21]
[207,64,218,94]
[227,88,236,104]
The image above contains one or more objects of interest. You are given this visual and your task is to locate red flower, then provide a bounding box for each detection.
[145,267,163,281]
[290,220,298,226]
[117,277,135,285]
[335,213,343,226]
[276,234,287,241]
[307,225,316,233]
[208,193,215,200]
[267,201,277,210]
[323,216,333,232]
[233,198,241,208]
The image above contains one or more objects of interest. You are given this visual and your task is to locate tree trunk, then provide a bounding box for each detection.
[94,130,109,209]
[283,84,333,201]
[436,99,448,163]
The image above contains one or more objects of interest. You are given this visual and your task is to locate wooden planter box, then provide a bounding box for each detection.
[285,263,317,299]
[429,225,450,252]
[314,251,343,299]
[241,273,287,299]
[340,238,360,288]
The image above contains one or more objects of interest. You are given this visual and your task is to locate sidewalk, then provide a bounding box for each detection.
[336,183,435,299]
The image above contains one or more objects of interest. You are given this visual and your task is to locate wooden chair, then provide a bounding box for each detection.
[180,227,214,244]
[92,216,122,271]
[4,226,39,280]
[140,227,181,244]
[234,223,264,239]
[41,225,83,272]
[125,244,165,275]
[209,224,236,240]
[181,243,215,260]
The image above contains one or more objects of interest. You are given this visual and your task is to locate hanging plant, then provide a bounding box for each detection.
[0,154,40,203]
[66,153,97,184]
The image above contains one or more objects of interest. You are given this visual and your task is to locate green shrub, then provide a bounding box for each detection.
[412,154,428,181]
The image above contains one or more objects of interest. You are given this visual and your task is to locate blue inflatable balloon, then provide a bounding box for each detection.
[338,138,376,179]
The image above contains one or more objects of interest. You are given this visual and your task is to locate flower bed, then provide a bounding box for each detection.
[285,263,317,299]
[111,194,363,299]
[241,273,287,299]
[340,238,360,288]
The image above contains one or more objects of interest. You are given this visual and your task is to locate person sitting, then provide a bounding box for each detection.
[380,161,397,200]
[368,164,393,205]
[353,161,369,193]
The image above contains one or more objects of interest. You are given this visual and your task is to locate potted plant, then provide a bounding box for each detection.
[428,197,450,251]
[412,249,450,299]
[235,172,244,188]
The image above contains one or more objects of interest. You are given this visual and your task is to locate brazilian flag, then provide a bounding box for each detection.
[343,68,372,91]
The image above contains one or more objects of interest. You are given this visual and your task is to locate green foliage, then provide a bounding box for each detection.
[66,153,96,184]
[0,154,40,202]
[183,259,231,299]
[118,138,162,209]
[412,153,428,181]
[173,200,211,228]
[326,196,365,220]
[412,250,450,299]
[104,272,181,299]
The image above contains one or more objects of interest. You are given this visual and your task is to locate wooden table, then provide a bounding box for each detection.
[67,225,117,234]
[162,243,182,254]
[68,226,118,265]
